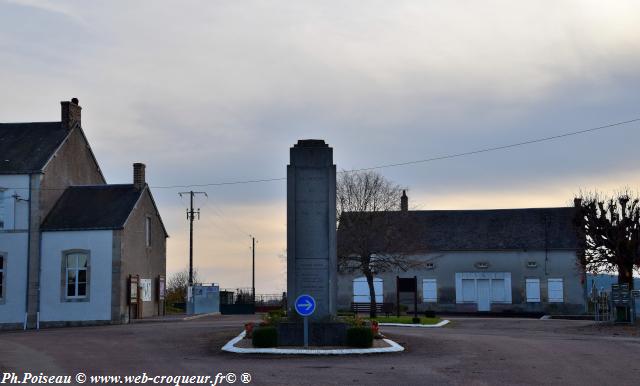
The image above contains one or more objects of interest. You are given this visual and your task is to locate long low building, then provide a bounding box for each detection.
[337,192,586,315]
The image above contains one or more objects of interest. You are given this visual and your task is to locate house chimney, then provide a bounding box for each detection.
[401,190,408,211]
[61,97,81,130]
[574,197,582,208]
[133,163,146,189]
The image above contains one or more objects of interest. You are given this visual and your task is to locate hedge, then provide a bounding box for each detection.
[346,327,373,348]
[252,327,278,348]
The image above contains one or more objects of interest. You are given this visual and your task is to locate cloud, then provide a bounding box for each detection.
[1,1,640,290]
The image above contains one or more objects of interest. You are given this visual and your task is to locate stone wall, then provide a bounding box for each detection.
[117,188,166,321]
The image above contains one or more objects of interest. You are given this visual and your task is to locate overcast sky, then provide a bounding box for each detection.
[1,0,639,293]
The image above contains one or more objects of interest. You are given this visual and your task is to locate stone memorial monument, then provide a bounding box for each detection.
[286,139,338,321]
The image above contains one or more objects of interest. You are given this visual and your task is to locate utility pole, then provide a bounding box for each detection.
[251,236,256,304]
[179,191,207,286]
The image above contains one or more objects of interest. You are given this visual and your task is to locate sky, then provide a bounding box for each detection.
[1,0,639,294]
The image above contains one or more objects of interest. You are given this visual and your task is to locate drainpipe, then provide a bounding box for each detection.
[37,212,43,331]
[544,215,549,276]
[24,174,33,330]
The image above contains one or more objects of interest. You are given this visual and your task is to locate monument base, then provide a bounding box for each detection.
[277,321,348,346]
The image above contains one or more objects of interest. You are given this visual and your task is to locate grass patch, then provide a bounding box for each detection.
[165,305,186,315]
[371,316,441,325]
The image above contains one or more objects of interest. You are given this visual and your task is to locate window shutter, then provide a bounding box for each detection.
[491,279,506,302]
[526,278,540,302]
[352,277,383,303]
[462,279,476,302]
[548,279,564,303]
[422,279,437,303]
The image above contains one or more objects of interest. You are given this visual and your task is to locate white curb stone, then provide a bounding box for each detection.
[221,331,404,355]
[379,319,450,328]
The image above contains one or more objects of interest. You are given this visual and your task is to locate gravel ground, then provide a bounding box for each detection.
[1,315,639,386]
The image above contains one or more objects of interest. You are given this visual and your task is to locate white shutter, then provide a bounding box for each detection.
[422,279,437,303]
[526,278,540,302]
[352,277,383,303]
[462,279,476,302]
[455,273,462,303]
[491,279,506,302]
[353,278,369,302]
[0,190,5,229]
[548,278,564,303]
[373,279,383,302]
[504,273,512,303]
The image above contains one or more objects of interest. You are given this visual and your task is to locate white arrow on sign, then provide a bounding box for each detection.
[299,300,313,310]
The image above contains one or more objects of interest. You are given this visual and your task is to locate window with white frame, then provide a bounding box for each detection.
[0,254,5,301]
[422,279,437,303]
[145,217,151,247]
[548,278,564,303]
[526,278,541,302]
[353,277,383,303]
[65,253,88,299]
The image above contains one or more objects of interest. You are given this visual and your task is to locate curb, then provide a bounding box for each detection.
[379,319,450,328]
[221,331,404,355]
[183,312,221,321]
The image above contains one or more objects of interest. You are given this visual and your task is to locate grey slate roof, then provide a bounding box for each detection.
[338,207,580,252]
[0,122,69,174]
[41,185,144,231]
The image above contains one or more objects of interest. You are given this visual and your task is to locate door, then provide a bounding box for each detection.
[477,279,491,311]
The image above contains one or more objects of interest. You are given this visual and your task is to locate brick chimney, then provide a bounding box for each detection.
[401,190,408,211]
[574,197,582,208]
[133,163,146,189]
[61,97,81,130]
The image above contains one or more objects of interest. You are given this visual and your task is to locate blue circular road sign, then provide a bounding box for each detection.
[294,294,316,317]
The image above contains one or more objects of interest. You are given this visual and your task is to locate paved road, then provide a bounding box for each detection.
[1,315,639,385]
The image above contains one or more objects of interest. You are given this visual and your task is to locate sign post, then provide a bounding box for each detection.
[295,294,316,348]
[397,276,418,319]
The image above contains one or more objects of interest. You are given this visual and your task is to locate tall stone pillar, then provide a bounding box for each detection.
[287,139,337,320]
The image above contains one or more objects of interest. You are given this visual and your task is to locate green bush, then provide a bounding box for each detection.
[268,309,285,318]
[346,327,373,348]
[252,327,278,348]
[412,317,421,324]
[262,310,284,326]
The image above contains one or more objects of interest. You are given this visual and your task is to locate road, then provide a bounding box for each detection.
[1,315,638,385]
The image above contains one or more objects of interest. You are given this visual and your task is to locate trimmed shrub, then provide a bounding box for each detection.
[424,310,436,318]
[252,327,278,348]
[346,327,373,348]
[412,317,421,324]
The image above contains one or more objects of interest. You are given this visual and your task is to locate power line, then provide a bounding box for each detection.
[347,117,640,172]
[201,199,252,237]
[148,116,640,188]
[1,116,638,191]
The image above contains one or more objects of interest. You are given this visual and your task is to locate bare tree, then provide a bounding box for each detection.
[574,190,640,290]
[166,268,199,304]
[337,170,425,317]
